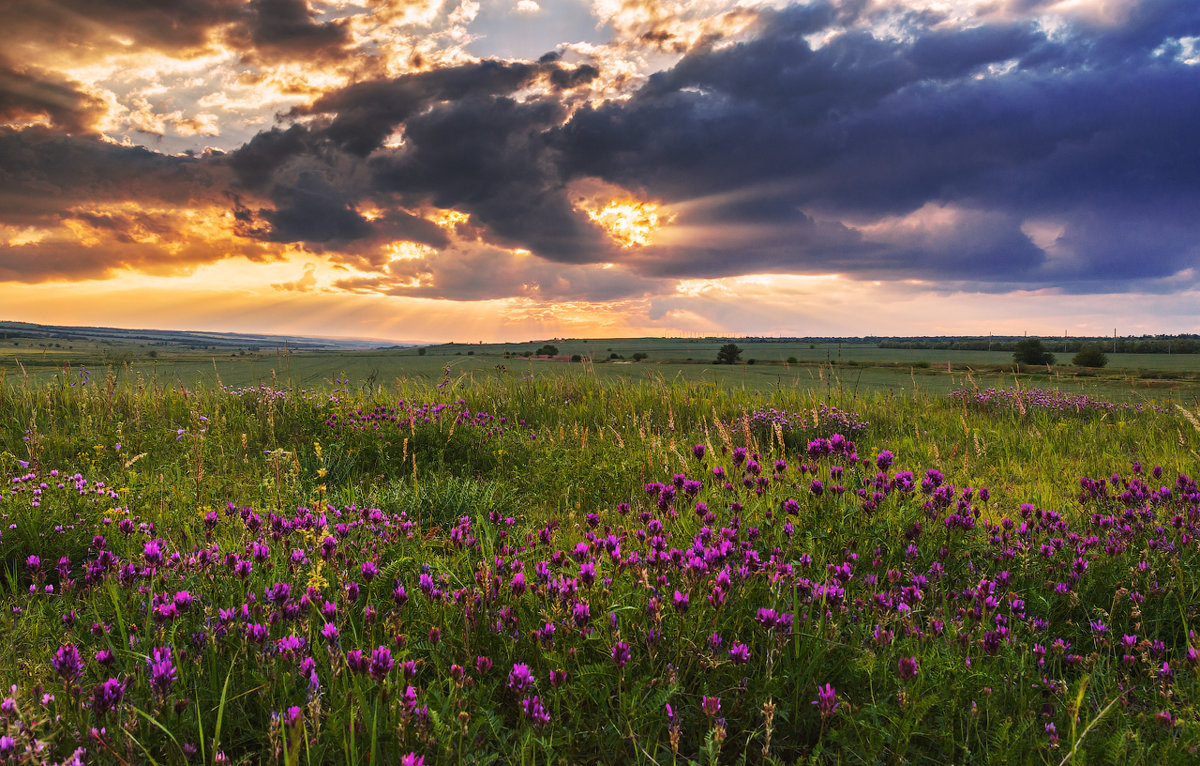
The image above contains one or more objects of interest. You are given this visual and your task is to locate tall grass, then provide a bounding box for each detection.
[1,373,1198,763]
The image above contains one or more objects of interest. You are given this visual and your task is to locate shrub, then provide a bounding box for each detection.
[1012,338,1055,366]
[1072,344,1108,368]
[716,343,742,364]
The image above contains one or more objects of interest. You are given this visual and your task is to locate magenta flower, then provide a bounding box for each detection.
[672,590,690,613]
[898,656,918,681]
[520,695,551,729]
[143,539,164,566]
[701,696,721,716]
[369,646,394,681]
[51,644,85,684]
[728,642,750,665]
[90,678,126,714]
[508,663,533,693]
[147,646,177,699]
[813,683,838,717]
[360,561,379,582]
[611,641,631,668]
[345,649,368,674]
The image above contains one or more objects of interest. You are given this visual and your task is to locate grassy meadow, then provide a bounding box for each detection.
[2,350,1200,763]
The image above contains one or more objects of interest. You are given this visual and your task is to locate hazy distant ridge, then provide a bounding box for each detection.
[0,320,406,351]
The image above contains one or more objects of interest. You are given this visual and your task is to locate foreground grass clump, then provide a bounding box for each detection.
[0,374,1199,764]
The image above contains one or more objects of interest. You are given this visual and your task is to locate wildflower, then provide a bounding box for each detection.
[728,642,750,665]
[52,644,85,684]
[693,444,706,459]
[148,647,177,700]
[401,755,425,766]
[673,590,690,613]
[521,695,551,729]
[898,656,918,681]
[360,561,379,582]
[90,678,126,714]
[369,646,394,681]
[813,683,838,717]
[0,736,15,758]
[143,539,164,566]
[702,696,721,716]
[611,641,631,668]
[345,650,368,675]
[508,663,533,693]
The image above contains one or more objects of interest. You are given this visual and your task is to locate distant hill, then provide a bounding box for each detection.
[0,320,410,351]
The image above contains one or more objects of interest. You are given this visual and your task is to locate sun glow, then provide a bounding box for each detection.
[584,199,669,248]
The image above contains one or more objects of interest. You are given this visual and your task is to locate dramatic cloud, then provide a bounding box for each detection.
[2,0,1199,337]
[0,58,107,134]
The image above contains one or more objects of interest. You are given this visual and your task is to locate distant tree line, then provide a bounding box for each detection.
[879,335,1200,354]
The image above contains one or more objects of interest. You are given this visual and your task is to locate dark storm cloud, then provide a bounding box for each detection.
[0,127,266,282]
[0,58,106,135]
[550,1,1200,288]
[229,0,352,62]
[4,0,243,54]
[228,60,614,263]
[0,127,223,224]
[3,0,353,63]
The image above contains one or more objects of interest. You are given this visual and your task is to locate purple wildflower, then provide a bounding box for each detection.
[508,663,533,693]
[51,644,85,684]
[369,646,394,681]
[148,646,176,699]
[90,678,126,714]
[520,695,551,729]
[813,683,838,717]
[728,642,750,665]
[611,641,631,668]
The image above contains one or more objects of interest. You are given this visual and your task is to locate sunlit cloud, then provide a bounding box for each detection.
[2,0,1199,339]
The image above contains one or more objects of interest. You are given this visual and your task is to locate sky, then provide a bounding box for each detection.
[1,0,1198,342]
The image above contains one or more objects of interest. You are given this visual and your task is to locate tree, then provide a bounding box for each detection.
[715,343,743,364]
[536,344,558,357]
[1012,338,1055,366]
[631,352,648,361]
[1072,344,1108,368]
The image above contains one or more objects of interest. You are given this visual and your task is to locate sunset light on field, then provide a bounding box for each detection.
[0,0,1197,340]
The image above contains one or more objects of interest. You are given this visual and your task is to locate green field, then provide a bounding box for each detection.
[3,337,1200,405]
[2,362,1200,763]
